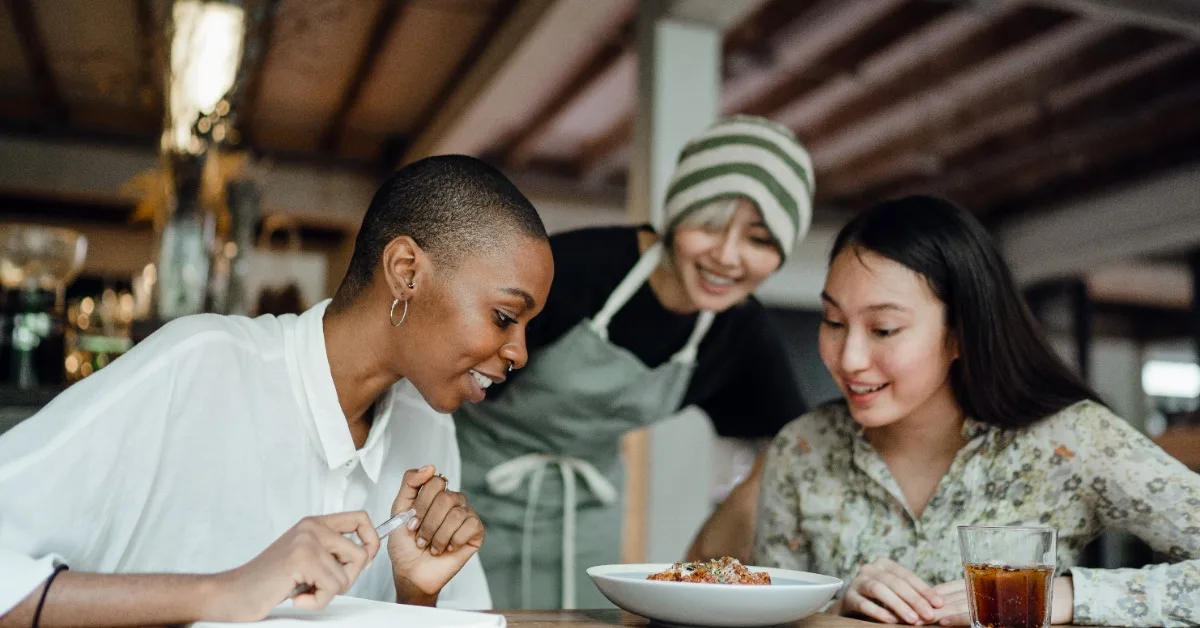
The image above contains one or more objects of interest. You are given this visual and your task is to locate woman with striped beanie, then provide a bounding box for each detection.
[453,115,816,610]
[664,114,813,262]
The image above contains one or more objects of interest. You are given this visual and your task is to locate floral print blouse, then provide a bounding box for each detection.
[753,400,1200,627]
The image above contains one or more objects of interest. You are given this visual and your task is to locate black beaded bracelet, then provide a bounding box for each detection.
[32,564,68,628]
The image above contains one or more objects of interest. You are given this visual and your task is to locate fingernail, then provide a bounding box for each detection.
[421,465,433,472]
[446,544,454,552]
[416,537,427,549]
[407,517,420,531]
[430,548,440,556]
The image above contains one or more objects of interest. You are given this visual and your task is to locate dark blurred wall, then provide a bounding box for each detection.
[766,307,841,409]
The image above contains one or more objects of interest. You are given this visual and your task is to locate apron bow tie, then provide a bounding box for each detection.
[485,453,619,609]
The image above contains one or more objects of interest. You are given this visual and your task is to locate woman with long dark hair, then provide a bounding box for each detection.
[754,195,1200,627]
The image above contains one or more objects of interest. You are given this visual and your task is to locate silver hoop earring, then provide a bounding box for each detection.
[389,298,408,327]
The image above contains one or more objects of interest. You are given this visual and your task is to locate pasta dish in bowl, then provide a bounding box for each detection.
[587,558,842,627]
[646,557,771,585]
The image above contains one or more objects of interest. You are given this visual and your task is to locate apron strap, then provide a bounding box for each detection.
[589,242,665,340]
[670,310,715,364]
[485,453,619,609]
[519,462,548,610]
[588,241,717,364]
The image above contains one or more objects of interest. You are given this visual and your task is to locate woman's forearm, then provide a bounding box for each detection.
[686,453,766,562]
[686,484,759,561]
[0,571,226,628]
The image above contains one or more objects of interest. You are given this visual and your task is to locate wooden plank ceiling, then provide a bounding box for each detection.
[0,0,1198,226]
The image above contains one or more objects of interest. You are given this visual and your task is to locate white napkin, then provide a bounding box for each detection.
[192,595,506,628]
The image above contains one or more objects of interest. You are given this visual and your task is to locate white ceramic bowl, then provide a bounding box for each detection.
[587,563,843,627]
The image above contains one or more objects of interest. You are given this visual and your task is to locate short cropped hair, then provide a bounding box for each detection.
[335,155,547,301]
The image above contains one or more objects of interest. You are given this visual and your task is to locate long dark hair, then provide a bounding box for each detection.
[830,195,1101,429]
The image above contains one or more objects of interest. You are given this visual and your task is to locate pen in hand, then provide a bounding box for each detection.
[288,509,417,599]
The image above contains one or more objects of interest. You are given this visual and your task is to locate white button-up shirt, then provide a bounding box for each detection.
[0,300,491,617]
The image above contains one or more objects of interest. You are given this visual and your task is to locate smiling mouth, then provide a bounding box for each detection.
[848,383,888,394]
[469,369,497,389]
[698,268,739,287]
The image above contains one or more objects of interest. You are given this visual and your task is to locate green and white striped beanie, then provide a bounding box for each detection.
[663,115,814,259]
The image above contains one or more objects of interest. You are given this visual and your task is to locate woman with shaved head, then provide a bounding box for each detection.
[0,156,554,626]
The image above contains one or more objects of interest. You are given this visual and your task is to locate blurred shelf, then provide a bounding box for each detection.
[0,384,64,436]
[0,384,64,406]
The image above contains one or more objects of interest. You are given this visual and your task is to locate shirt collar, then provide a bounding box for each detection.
[294,299,391,483]
[843,405,995,470]
[843,406,997,521]
[961,417,993,441]
[843,407,994,444]
[358,386,395,481]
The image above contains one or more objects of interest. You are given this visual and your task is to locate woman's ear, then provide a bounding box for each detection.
[946,328,961,362]
[380,236,428,301]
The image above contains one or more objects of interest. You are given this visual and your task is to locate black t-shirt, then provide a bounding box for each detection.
[486,225,807,439]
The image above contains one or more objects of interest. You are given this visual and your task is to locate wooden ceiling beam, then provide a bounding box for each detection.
[721,0,825,80]
[810,16,1117,175]
[497,17,634,170]
[723,1,797,51]
[0,118,160,149]
[5,0,67,125]
[235,0,282,149]
[399,0,557,165]
[577,0,817,186]
[824,105,1200,218]
[969,90,1200,219]
[985,121,1200,226]
[774,8,999,138]
[820,44,1200,213]
[1030,0,1200,39]
[884,64,1200,216]
[721,0,908,116]
[936,40,1200,179]
[577,3,1066,186]
[394,0,519,167]
[821,30,1191,197]
[797,5,1069,147]
[579,113,633,188]
[319,0,411,153]
[741,0,954,119]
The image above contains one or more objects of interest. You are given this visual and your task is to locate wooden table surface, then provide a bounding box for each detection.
[497,609,1113,627]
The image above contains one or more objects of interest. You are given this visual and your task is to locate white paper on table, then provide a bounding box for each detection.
[192,595,506,628]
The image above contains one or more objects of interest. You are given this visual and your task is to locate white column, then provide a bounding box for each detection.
[625,2,721,228]
[621,0,723,564]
